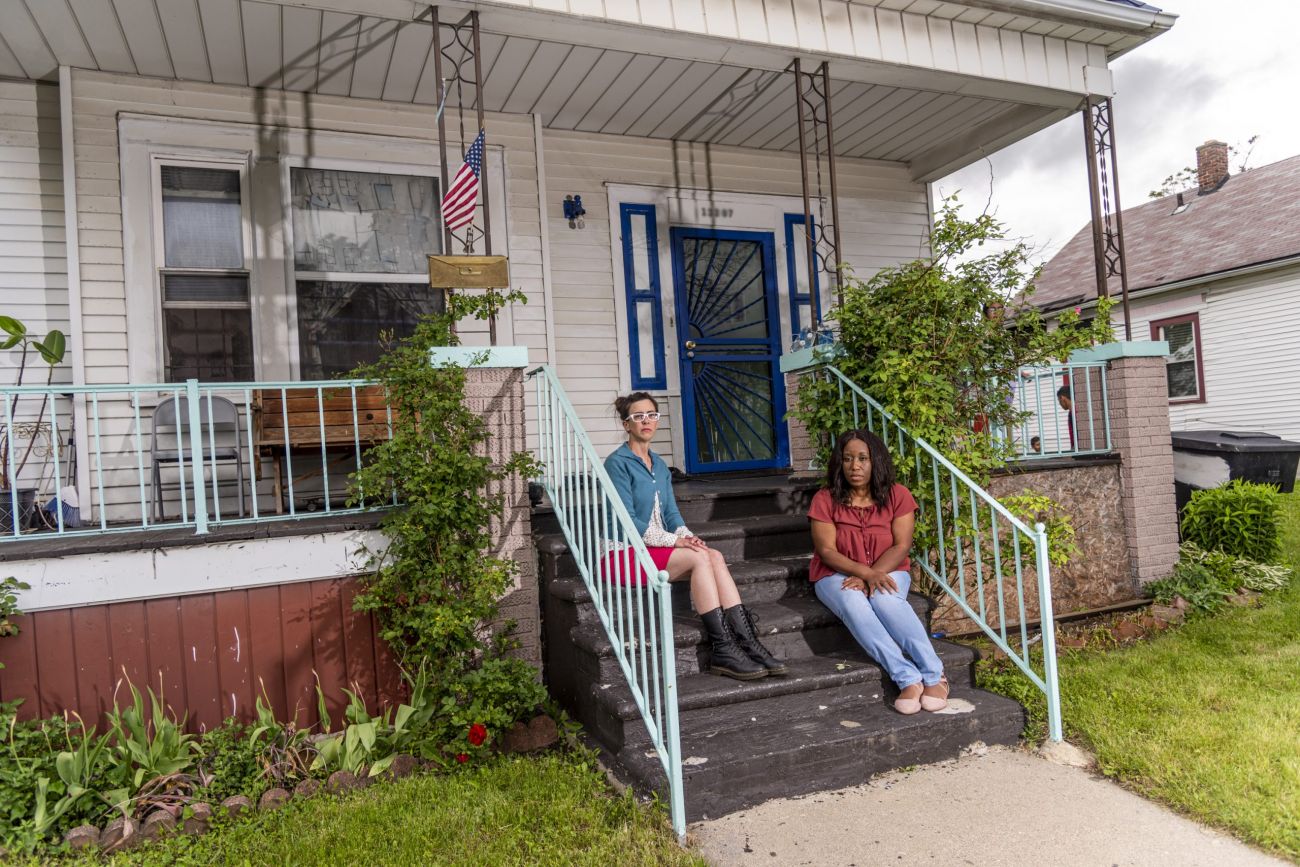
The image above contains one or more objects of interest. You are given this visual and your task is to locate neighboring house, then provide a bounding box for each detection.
[1033,142,1300,442]
[0,0,1172,731]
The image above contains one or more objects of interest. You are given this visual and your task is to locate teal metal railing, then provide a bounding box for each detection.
[818,364,1063,742]
[0,378,390,539]
[527,364,686,836]
[992,361,1112,460]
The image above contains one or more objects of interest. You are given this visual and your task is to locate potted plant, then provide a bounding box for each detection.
[1,316,67,533]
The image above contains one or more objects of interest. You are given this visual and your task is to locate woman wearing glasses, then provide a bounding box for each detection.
[808,429,948,714]
[603,392,786,681]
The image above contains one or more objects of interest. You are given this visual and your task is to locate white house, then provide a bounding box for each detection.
[1,0,1176,479]
[0,0,1174,737]
[1034,142,1300,445]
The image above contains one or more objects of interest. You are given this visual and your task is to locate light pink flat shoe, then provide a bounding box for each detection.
[920,676,949,712]
[894,684,923,715]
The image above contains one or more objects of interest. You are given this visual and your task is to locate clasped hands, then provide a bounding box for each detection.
[673,534,709,551]
[841,569,898,597]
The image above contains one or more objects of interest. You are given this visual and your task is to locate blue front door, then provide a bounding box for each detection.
[670,228,789,474]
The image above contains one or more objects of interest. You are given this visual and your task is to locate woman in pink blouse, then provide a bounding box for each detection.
[808,429,948,714]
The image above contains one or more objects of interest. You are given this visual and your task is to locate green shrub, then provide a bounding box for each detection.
[195,720,267,803]
[790,199,1110,595]
[349,292,545,757]
[1181,480,1283,563]
[1148,542,1295,614]
[1147,560,1233,615]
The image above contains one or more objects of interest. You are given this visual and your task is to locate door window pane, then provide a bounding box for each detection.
[297,281,445,380]
[291,168,441,273]
[682,239,769,341]
[161,166,244,268]
[691,361,776,464]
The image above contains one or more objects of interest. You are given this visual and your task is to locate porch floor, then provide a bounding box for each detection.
[0,510,385,562]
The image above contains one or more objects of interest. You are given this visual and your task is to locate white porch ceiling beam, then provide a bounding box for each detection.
[907,101,1072,182]
[261,0,1100,111]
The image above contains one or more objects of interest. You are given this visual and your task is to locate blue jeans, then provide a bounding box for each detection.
[814,571,944,690]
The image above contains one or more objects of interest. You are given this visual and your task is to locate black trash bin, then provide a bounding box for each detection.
[1171,430,1300,514]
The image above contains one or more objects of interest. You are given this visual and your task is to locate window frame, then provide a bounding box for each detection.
[619,203,667,391]
[150,155,257,382]
[281,156,446,381]
[1150,312,1206,404]
[783,212,821,340]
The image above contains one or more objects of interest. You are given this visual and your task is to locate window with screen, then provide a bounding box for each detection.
[1151,313,1205,402]
[158,163,254,382]
[290,167,444,380]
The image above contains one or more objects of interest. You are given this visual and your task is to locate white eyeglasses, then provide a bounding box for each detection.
[626,411,663,423]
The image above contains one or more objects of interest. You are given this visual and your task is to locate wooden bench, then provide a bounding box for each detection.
[252,385,391,513]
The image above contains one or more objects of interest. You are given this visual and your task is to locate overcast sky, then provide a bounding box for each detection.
[935,0,1300,265]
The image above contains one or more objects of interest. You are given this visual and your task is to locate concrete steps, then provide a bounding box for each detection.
[535,475,1025,821]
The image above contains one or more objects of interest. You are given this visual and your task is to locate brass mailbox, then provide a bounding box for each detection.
[428,255,510,289]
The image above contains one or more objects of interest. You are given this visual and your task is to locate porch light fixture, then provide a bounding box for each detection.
[563,195,586,229]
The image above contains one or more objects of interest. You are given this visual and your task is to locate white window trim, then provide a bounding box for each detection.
[122,129,257,383]
[150,155,259,381]
[1151,312,1206,404]
[280,155,446,380]
[120,114,513,385]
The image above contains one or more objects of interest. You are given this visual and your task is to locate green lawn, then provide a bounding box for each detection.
[981,492,1300,861]
[86,752,702,867]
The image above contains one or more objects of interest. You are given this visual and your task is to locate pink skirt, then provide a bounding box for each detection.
[601,545,675,587]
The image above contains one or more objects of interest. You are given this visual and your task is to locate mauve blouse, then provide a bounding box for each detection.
[807,484,918,582]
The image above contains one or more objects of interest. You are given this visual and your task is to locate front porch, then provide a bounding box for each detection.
[1,0,1168,480]
[0,0,1178,837]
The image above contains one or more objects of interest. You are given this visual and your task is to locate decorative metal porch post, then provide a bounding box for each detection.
[429,7,502,343]
[1082,97,1133,340]
[790,60,845,317]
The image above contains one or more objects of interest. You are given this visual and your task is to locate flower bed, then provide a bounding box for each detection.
[0,669,554,859]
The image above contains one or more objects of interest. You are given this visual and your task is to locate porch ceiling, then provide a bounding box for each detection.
[0,0,1069,177]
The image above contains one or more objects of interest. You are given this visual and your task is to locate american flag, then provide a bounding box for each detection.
[441,129,485,232]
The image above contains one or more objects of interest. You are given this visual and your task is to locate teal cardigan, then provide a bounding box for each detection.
[604,444,686,538]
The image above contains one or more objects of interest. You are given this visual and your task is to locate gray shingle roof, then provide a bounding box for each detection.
[1031,152,1300,312]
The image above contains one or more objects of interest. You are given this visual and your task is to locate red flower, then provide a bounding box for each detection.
[468,723,488,746]
[456,753,468,764]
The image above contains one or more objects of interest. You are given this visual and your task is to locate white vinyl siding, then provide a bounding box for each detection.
[0,81,68,385]
[1119,266,1300,444]
[543,128,929,463]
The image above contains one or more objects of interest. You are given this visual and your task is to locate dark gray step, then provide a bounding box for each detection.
[569,596,935,681]
[588,642,980,752]
[537,513,815,580]
[531,478,818,536]
[544,554,815,617]
[612,684,1025,822]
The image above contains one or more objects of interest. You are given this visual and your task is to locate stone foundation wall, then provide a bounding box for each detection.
[930,458,1138,635]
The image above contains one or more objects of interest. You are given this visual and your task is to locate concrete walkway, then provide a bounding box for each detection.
[691,746,1286,867]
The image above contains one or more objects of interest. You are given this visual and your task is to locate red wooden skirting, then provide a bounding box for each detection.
[0,578,404,732]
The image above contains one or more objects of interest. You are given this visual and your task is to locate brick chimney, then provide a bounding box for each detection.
[1196,140,1229,193]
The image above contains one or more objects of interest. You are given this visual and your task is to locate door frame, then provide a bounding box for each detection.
[669,226,790,474]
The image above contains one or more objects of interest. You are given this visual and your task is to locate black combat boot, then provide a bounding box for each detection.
[699,607,767,681]
[724,605,789,676]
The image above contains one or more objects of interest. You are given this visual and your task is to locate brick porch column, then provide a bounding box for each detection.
[1071,341,1179,585]
[784,370,819,478]
[780,345,839,480]
[438,347,541,670]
